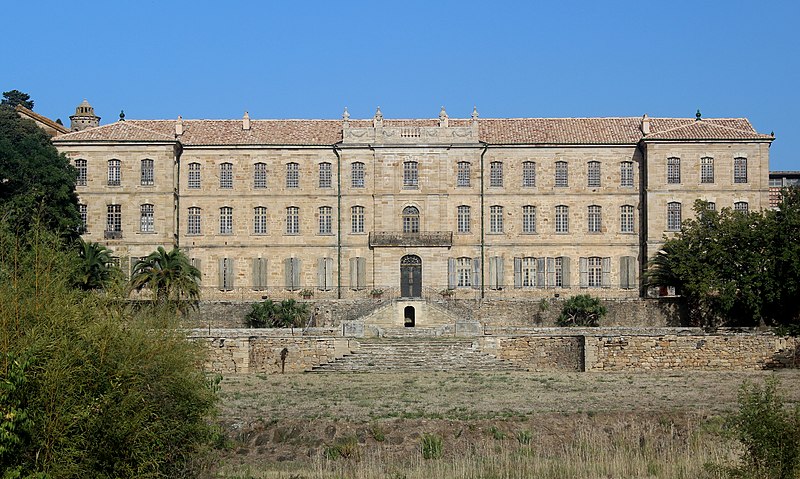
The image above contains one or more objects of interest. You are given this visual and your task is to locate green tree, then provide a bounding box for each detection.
[129,246,201,310]
[556,294,607,327]
[0,101,81,238]
[245,298,309,328]
[74,238,118,290]
[1,89,34,109]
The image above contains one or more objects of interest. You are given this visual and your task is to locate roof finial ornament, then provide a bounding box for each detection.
[119,110,125,121]
[373,106,383,127]
[696,109,702,121]
[242,111,250,131]
[472,106,479,121]
[342,107,350,127]
[439,106,448,127]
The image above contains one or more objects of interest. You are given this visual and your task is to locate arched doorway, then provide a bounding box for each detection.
[404,306,415,327]
[400,255,422,298]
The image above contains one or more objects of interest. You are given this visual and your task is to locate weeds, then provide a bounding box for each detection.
[421,433,443,459]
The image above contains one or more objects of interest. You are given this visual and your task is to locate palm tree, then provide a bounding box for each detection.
[74,238,117,290]
[129,246,200,309]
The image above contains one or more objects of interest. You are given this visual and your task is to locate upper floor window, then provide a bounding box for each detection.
[667,202,681,231]
[457,205,471,234]
[319,206,332,234]
[588,205,602,233]
[555,161,568,187]
[667,157,681,184]
[253,206,267,234]
[555,205,569,233]
[734,157,748,183]
[522,161,536,187]
[79,204,87,230]
[107,159,120,186]
[75,159,87,186]
[188,162,201,189]
[187,207,201,235]
[286,206,299,234]
[734,201,749,213]
[620,161,634,187]
[319,162,332,188]
[351,162,365,188]
[522,205,536,233]
[402,206,419,233]
[620,205,634,233]
[587,161,601,187]
[253,162,267,189]
[457,161,471,187]
[701,157,714,183]
[220,162,233,189]
[489,161,503,187]
[141,159,154,186]
[219,206,233,234]
[286,162,299,188]
[140,204,154,232]
[106,204,121,233]
[351,205,365,233]
[489,205,504,233]
[403,161,418,188]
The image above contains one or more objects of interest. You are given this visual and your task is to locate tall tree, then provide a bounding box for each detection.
[0,101,81,238]
[129,246,201,309]
[1,90,34,109]
[74,238,118,290]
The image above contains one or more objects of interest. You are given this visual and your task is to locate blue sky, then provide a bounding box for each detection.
[4,1,798,169]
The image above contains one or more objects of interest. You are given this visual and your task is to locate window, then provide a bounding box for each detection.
[351,206,365,233]
[769,177,782,187]
[188,162,200,189]
[141,159,154,186]
[79,204,87,230]
[620,161,633,187]
[706,201,716,211]
[252,257,267,291]
[349,257,367,290]
[107,159,120,186]
[701,157,714,183]
[587,161,601,187]
[402,206,419,233]
[319,206,332,234]
[106,204,121,232]
[351,162,365,188]
[555,161,568,187]
[588,205,602,233]
[253,206,267,234]
[488,256,504,289]
[521,257,536,287]
[317,257,333,291]
[588,257,603,288]
[76,159,87,186]
[220,162,233,189]
[286,162,299,188]
[457,205,471,234]
[667,157,680,184]
[403,161,418,188]
[667,202,681,231]
[319,162,332,188]
[620,205,634,233]
[555,205,569,233]
[522,161,536,187]
[253,162,267,189]
[489,205,503,233]
[457,161,471,187]
[284,257,301,291]
[286,206,299,234]
[620,256,637,289]
[490,161,503,187]
[457,257,472,287]
[734,157,748,183]
[554,257,564,288]
[187,207,201,235]
[219,206,233,234]
[140,204,154,232]
[522,205,536,233]
[734,201,749,213]
[514,257,563,288]
[219,258,234,291]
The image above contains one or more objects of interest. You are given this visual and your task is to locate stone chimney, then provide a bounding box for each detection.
[242,111,250,131]
[641,114,651,135]
[439,106,449,128]
[175,115,183,136]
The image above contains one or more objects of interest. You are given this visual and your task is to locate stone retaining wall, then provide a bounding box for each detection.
[479,336,584,372]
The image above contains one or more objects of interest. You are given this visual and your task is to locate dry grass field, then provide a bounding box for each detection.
[205,369,800,478]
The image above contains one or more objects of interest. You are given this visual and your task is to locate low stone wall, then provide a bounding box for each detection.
[585,335,800,371]
[479,336,584,372]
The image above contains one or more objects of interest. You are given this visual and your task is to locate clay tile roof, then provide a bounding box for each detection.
[15,105,69,135]
[644,118,772,141]
[53,121,175,143]
[478,118,643,144]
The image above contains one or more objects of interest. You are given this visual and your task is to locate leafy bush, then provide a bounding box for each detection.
[324,436,360,460]
[556,294,607,327]
[726,378,800,478]
[421,433,443,459]
[246,299,309,328]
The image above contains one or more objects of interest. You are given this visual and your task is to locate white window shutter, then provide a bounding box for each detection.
[513,257,522,288]
[602,257,611,288]
[579,257,588,288]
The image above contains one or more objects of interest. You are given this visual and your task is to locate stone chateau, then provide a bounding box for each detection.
[51,101,773,303]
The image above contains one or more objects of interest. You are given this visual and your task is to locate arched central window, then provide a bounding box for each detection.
[402,206,419,233]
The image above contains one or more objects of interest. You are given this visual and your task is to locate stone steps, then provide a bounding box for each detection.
[310,338,524,373]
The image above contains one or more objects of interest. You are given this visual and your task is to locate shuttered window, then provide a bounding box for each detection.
[252,258,268,290]
[283,258,301,291]
[349,257,367,290]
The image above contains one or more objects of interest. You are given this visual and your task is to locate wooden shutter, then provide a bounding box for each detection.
[283,258,293,290]
[349,257,358,290]
[495,256,504,290]
[513,257,522,288]
[448,258,456,289]
[488,257,497,290]
[292,258,301,291]
[561,257,571,288]
[536,257,546,288]
[546,257,555,288]
[218,258,225,290]
[226,258,235,290]
[579,257,588,288]
[619,256,629,289]
[357,257,366,290]
[472,257,481,289]
[317,258,325,290]
[601,257,611,288]
[325,257,333,291]
[627,256,637,290]
[252,258,260,290]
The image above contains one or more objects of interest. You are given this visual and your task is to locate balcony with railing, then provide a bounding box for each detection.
[104,230,123,240]
[369,231,452,248]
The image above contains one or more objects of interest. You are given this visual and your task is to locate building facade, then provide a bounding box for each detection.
[52,105,773,301]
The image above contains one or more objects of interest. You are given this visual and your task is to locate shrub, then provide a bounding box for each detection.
[324,436,360,460]
[421,433,443,460]
[246,299,309,328]
[556,294,607,327]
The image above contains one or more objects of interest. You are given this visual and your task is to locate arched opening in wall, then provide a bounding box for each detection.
[404,306,415,327]
[400,255,422,298]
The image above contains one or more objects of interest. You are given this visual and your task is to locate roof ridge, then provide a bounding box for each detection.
[647,120,757,137]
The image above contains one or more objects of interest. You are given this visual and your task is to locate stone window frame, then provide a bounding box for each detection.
[489,205,504,234]
[522,161,536,188]
[140,159,154,186]
[457,161,471,187]
[220,162,233,189]
[489,161,503,187]
[188,162,201,189]
[286,162,300,189]
[106,204,121,232]
[555,161,568,187]
[402,205,420,233]
[667,201,681,231]
[700,157,714,184]
[187,207,201,235]
[555,205,569,233]
[522,205,536,234]
[457,205,471,234]
[107,159,121,187]
[587,205,602,233]
[620,161,634,187]
[318,206,333,235]
[403,161,419,189]
[253,206,268,235]
[75,158,87,186]
[351,205,365,233]
[319,162,332,189]
[219,206,233,235]
[351,161,365,188]
[139,203,154,233]
[587,161,601,188]
[286,206,300,235]
[734,157,748,183]
[620,204,634,233]
[667,157,681,184]
[253,162,267,189]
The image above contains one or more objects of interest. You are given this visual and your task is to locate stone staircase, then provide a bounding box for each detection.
[310,338,524,373]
